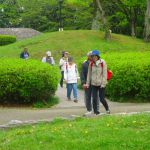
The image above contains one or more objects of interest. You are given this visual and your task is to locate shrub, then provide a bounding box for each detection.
[0,59,60,104]
[105,52,150,102]
[0,35,16,46]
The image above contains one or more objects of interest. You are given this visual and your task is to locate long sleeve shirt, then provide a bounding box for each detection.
[64,63,79,84]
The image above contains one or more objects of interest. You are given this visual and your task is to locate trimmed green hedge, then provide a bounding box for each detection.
[105,52,150,102]
[78,52,150,102]
[0,59,60,104]
[0,35,16,46]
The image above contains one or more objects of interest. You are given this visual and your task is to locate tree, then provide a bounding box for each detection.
[94,0,111,40]
[112,0,146,37]
[144,0,150,42]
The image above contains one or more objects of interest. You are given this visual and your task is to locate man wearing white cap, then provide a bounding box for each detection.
[80,51,93,115]
[42,51,55,65]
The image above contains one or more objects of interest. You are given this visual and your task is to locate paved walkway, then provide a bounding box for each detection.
[0,86,150,126]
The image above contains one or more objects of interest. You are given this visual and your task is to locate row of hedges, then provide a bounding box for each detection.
[0,59,60,104]
[78,52,150,102]
[0,35,16,46]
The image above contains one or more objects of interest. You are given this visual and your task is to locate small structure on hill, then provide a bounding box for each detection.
[0,28,41,40]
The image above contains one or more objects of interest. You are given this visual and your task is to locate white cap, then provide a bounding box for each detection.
[87,51,92,56]
[46,51,51,56]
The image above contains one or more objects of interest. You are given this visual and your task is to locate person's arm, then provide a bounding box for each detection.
[42,57,46,63]
[101,60,107,88]
[86,64,92,87]
[64,64,67,82]
[59,58,64,66]
[80,63,86,85]
[51,57,55,65]
[20,52,23,58]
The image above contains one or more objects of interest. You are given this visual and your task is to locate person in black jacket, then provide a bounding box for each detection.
[20,48,29,59]
[80,51,93,115]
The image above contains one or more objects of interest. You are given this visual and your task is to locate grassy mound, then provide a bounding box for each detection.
[0,30,150,62]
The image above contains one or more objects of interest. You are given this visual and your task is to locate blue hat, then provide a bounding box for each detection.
[91,50,100,56]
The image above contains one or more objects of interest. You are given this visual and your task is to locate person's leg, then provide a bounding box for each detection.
[92,86,99,114]
[72,83,78,102]
[85,85,92,112]
[67,83,72,100]
[60,71,64,87]
[99,88,110,112]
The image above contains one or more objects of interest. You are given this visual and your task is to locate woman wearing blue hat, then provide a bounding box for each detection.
[86,50,110,115]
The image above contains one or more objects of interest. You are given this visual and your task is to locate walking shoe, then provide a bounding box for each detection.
[84,111,92,115]
[60,83,63,88]
[95,112,100,115]
[106,110,110,114]
[74,99,78,103]
[67,97,71,101]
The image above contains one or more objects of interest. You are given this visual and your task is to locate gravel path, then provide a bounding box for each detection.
[0,86,150,127]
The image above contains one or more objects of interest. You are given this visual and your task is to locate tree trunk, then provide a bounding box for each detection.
[95,0,111,40]
[144,0,150,42]
[91,8,101,30]
[131,20,136,37]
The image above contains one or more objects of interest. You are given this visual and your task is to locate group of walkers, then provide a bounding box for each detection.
[58,50,110,115]
[20,48,110,115]
[20,48,55,65]
[81,50,110,115]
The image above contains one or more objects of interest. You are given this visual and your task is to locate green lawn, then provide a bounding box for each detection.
[0,113,150,150]
[0,30,150,63]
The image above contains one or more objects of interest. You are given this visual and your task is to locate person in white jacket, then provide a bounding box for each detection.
[42,51,55,65]
[64,57,79,103]
[59,51,69,87]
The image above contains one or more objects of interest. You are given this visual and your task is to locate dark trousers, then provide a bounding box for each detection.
[92,85,109,114]
[60,71,64,87]
[84,85,92,111]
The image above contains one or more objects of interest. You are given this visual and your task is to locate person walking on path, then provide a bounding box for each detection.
[80,51,93,115]
[64,57,79,103]
[20,48,29,59]
[59,51,69,87]
[42,51,55,65]
[86,50,110,115]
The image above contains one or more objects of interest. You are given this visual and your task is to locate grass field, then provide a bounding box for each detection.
[0,113,150,150]
[0,30,150,63]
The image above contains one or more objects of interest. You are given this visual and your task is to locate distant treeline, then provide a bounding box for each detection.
[0,0,149,40]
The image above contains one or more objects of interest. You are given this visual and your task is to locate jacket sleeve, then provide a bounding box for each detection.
[80,63,86,85]
[86,64,91,86]
[59,58,64,66]
[41,57,46,63]
[64,65,67,81]
[20,52,23,58]
[51,57,55,65]
[101,61,107,87]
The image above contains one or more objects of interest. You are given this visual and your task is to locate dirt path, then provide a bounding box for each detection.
[0,86,150,126]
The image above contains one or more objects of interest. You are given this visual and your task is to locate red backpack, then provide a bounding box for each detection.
[90,61,112,80]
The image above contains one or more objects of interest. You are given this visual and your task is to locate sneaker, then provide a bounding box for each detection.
[94,111,100,115]
[74,99,78,103]
[84,111,92,115]
[106,110,110,114]
[67,97,71,101]
[60,83,63,88]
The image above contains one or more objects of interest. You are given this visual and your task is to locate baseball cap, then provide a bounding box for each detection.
[87,51,92,56]
[46,51,51,56]
[91,50,100,56]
